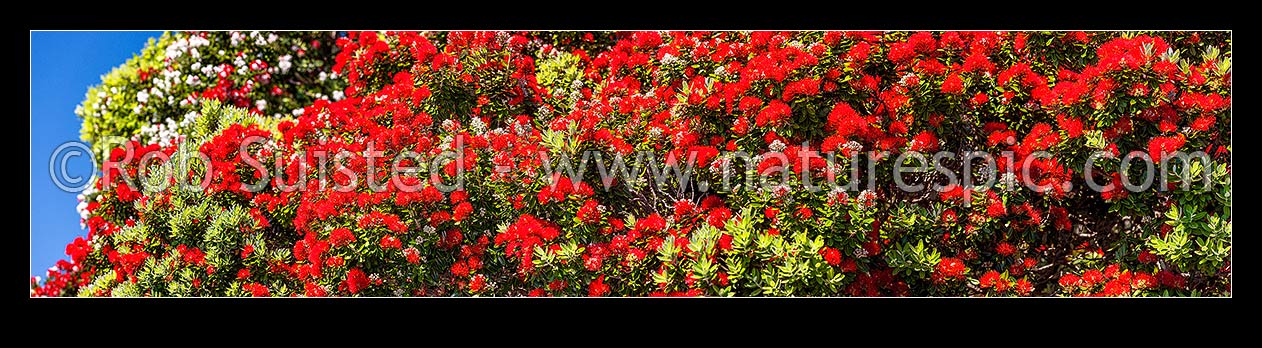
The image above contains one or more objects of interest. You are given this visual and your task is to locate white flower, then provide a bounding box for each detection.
[164,38,186,60]
[843,141,863,152]
[278,55,293,73]
[999,172,1018,189]
[768,140,787,152]
[332,90,345,101]
[188,35,209,47]
[661,53,680,66]
[899,72,917,86]
[75,179,98,228]
[255,100,267,111]
[470,117,487,134]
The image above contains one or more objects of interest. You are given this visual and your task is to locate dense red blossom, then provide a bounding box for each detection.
[36,31,1229,298]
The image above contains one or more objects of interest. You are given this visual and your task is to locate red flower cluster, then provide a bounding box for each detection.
[35,31,1229,297]
[1057,263,1162,297]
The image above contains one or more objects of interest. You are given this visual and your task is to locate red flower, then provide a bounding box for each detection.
[1128,272,1154,290]
[330,227,356,247]
[494,214,562,274]
[1103,264,1121,279]
[1190,115,1216,131]
[380,235,402,250]
[1058,274,1081,289]
[1055,114,1084,139]
[979,270,1002,289]
[819,247,842,266]
[1081,269,1104,287]
[796,206,813,220]
[178,245,206,266]
[718,234,733,251]
[970,92,989,105]
[755,100,793,127]
[578,199,604,224]
[589,275,611,297]
[939,209,957,225]
[242,283,270,297]
[1014,278,1033,296]
[839,259,857,273]
[1148,135,1186,162]
[548,280,568,293]
[404,247,421,264]
[305,282,327,297]
[674,200,695,218]
[908,131,939,152]
[941,73,965,95]
[346,268,369,294]
[452,201,473,222]
[469,274,486,293]
[450,261,470,277]
[1157,270,1186,289]
[782,78,821,101]
[939,184,965,202]
[635,213,666,234]
[1101,278,1131,296]
[986,192,1007,218]
[707,207,732,228]
[996,242,1016,257]
[933,257,967,283]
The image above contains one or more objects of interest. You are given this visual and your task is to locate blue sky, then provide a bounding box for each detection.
[30,31,163,278]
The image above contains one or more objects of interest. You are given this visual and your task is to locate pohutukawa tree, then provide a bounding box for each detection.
[33,31,1230,297]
